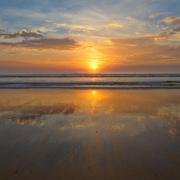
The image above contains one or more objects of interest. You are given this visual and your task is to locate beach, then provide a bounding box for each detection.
[0,89,179,180]
[0,0,179,179]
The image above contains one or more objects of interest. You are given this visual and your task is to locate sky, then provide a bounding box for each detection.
[0,0,179,73]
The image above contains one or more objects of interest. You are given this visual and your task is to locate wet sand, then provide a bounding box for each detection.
[0,89,179,180]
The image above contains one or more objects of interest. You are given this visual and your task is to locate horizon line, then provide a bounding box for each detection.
[0,73,180,78]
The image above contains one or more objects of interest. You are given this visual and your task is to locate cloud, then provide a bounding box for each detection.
[159,16,180,41]
[1,103,78,126]
[109,35,180,67]
[55,21,124,36]
[0,29,7,36]
[55,23,97,34]
[148,13,160,20]
[0,29,44,39]
[0,37,79,50]
[0,29,5,33]
[162,16,180,25]
[106,22,124,29]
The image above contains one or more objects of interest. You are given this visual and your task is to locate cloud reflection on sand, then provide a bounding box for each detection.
[0,103,78,126]
[0,90,180,180]
[0,90,179,136]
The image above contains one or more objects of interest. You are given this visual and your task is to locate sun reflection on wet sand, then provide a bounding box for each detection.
[0,90,179,180]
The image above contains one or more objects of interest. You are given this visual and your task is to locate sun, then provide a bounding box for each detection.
[82,43,106,73]
[90,62,98,70]
[88,47,102,72]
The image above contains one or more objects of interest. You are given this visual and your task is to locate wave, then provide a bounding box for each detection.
[0,73,179,89]
[0,81,180,89]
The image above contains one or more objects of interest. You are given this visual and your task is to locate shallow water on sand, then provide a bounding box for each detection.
[0,90,180,180]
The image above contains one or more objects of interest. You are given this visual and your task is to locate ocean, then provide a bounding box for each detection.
[0,73,180,89]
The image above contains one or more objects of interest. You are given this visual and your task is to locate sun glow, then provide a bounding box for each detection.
[90,61,98,70]
[84,44,105,72]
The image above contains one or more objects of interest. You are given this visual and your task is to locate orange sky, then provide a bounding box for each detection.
[0,0,179,73]
[0,39,179,73]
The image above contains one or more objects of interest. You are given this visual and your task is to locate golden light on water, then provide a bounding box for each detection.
[92,90,97,95]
